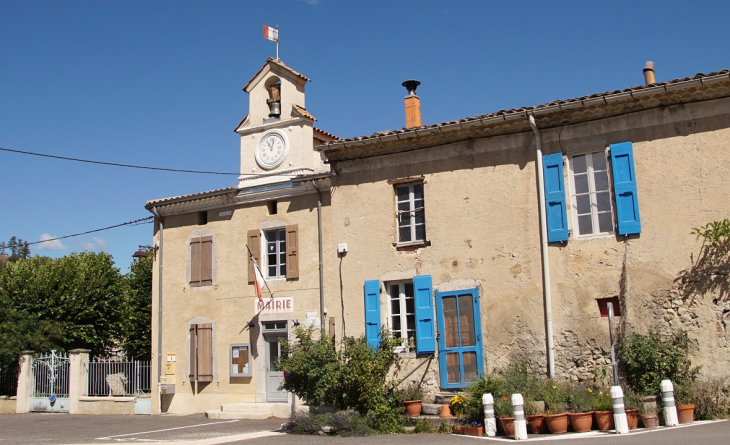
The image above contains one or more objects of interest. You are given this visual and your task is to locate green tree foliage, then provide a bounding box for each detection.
[0,252,124,358]
[0,236,30,270]
[618,330,700,395]
[122,248,153,360]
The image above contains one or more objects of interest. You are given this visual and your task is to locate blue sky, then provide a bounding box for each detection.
[1,1,728,272]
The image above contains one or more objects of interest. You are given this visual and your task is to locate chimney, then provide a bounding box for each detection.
[643,61,656,85]
[402,79,421,128]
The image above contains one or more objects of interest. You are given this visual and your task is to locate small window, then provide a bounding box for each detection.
[190,236,213,287]
[265,229,286,278]
[267,200,278,215]
[569,151,614,237]
[387,281,416,351]
[197,211,208,225]
[230,344,252,377]
[395,182,426,244]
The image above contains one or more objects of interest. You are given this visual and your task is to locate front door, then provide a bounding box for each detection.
[436,287,484,389]
[265,335,288,402]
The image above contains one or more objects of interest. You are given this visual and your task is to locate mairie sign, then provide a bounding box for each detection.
[255,297,293,314]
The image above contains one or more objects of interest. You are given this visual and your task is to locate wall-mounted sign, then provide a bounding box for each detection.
[255,297,294,314]
[219,210,232,217]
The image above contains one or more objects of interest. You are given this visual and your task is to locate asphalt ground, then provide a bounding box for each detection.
[0,414,727,445]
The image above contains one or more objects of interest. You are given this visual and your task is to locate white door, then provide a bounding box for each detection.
[265,336,288,402]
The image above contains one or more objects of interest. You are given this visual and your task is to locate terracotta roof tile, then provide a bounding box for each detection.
[292,104,316,121]
[314,127,341,141]
[145,186,237,208]
[243,57,310,91]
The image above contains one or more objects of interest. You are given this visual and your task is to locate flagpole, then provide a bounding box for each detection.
[246,243,274,299]
[276,25,279,60]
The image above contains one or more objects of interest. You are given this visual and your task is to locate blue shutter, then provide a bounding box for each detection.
[610,142,641,236]
[543,153,569,242]
[363,280,381,350]
[413,275,436,354]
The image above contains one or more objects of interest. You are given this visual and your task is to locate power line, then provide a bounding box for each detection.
[0,217,153,248]
[0,147,300,177]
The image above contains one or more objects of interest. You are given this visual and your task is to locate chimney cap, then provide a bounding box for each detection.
[643,61,655,72]
[402,79,421,96]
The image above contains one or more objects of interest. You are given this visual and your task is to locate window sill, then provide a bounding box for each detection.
[394,240,431,251]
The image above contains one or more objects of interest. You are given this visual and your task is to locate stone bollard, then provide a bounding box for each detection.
[610,386,629,434]
[512,394,528,440]
[661,380,679,427]
[482,393,497,437]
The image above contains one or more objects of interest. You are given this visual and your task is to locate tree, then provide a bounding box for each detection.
[0,236,30,271]
[122,248,153,360]
[0,252,125,357]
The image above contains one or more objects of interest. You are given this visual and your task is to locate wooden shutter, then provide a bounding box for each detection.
[543,153,569,243]
[190,238,202,287]
[189,324,197,380]
[196,323,213,382]
[200,236,213,286]
[247,230,260,283]
[413,275,436,354]
[610,142,641,236]
[364,280,381,350]
[285,224,299,280]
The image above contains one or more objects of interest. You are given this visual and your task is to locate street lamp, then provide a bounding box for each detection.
[132,245,149,259]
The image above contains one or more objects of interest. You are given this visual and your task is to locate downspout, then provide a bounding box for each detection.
[528,114,555,378]
[151,206,164,412]
[315,184,325,334]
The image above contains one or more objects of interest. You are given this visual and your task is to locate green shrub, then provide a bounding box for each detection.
[284,411,329,435]
[499,359,542,400]
[437,421,451,433]
[618,330,700,395]
[413,418,434,433]
[463,372,505,422]
[566,383,593,413]
[328,409,375,436]
[366,394,406,434]
[494,396,513,418]
[591,387,613,411]
[688,378,730,420]
[540,379,569,414]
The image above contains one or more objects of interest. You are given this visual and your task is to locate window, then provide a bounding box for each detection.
[387,281,416,350]
[569,151,614,237]
[190,236,213,287]
[265,229,286,278]
[395,182,426,244]
[248,226,299,282]
[230,344,252,377]
[189,323,213,382]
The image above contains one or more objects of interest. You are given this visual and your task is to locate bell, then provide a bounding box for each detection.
[268,101,281,117]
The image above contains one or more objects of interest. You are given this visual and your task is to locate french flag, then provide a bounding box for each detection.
[263,25,278,42]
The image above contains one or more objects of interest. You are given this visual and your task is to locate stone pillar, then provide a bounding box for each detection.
[68,349,90,415]
[15,351,33,413]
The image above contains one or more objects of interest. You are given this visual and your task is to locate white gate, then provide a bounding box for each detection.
[30,350,70,412]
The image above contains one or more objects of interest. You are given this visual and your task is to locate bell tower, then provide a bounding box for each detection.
[234,58,328,188]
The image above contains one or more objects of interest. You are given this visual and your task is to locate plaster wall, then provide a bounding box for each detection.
[330,97,730,385]
[78,397,135,415]
[0,397,15,414]
[151,191,337,414]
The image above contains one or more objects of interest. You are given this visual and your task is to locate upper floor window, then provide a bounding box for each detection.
[190,236,213,287]
[265,228,286,278]
[248,225,299,284]
[569,151,614,237]
[396,182,426,244]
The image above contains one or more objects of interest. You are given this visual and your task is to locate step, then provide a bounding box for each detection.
[205,403,308,420]
[433,393,459,405]
[421,403,444,416]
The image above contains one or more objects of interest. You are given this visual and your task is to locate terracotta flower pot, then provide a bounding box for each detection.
[626,409,639,430]
[568,412,593,433]
[403,400,422,417]
[545,413,569,434]
[640,414,658,429]
[526,414,545,434]
[677,404,695,424]
[499,417,515,437]
[439,404,453,418]
[594,410,614,431]
[462,426,484,437]
[451,424,463,434]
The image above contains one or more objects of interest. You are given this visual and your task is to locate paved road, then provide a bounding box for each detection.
[0,414,727,444]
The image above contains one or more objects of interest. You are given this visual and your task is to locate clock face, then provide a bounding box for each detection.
[256,131,288,170]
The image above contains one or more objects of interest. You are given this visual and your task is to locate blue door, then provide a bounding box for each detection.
[436,287,484,389]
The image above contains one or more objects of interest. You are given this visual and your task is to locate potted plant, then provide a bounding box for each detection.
[462,421,484,437]
[524,396,546,434]
[567,385,594,433]
[451,417,467,434]
[542,381,569,434]
[401,382,424,417]
[639,397,658,429]
[494,396,514,437]
[591,386,614,431]
[449,394,466,417]
[624,390,641,430]
[674,381,695,424]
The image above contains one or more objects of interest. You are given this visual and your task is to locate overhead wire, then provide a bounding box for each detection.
[0,217,153,248]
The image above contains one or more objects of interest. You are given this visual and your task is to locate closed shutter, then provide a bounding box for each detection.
[247,230,260,283]
[543,153,569,242]
[413,275,436,354]
[200,236,213,286]
[189,324,197,380]
[363,280,381,350]
[285,224,299,280]
[196,323,214,382]
[610,142,641,236]
[190,238,202,287]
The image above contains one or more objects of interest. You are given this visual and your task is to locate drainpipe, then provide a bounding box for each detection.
[315,184,325,334]
[151,206,164,412]
[528,114,555,378]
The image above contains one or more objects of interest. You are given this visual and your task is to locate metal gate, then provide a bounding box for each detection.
[30,350,70,412]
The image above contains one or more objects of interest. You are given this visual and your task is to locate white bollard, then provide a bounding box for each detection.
[661,380,679,427]
[512,394,528,440]
[610,386,629,434]
[482,393,497,437]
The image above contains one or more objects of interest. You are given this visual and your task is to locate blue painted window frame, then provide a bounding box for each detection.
[435,287,484,389]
